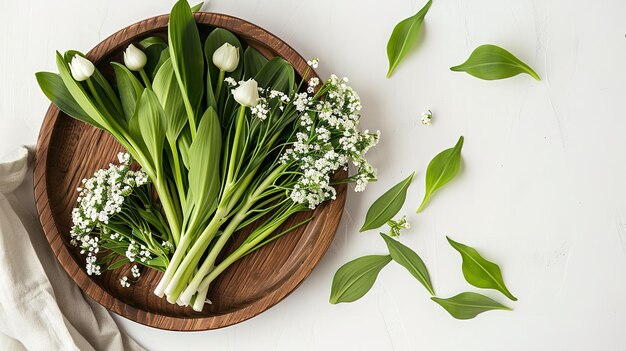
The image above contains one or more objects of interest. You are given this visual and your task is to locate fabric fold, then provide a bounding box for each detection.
[0,146,144,351]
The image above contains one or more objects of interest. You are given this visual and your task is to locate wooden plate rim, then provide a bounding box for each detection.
[34,12,345,331]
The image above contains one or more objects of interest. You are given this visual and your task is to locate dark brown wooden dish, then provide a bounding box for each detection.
[34,12,346,331]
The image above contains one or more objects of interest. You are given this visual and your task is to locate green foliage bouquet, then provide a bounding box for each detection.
[36,0,378,311]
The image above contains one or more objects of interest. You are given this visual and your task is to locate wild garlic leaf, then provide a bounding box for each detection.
[191,2,203,12]
[111,62,144,121]
[386,0,432,78]
[169,0,205,118]
[417,136,463,213]
[330,255,391,304]
[447,237,517,301]
[54,51,109,130]
[136,89,166,170]
[255,57,296,95]
[64,50,124,121]
[243,47,269,79]
[34,72,95,127]
[188,107,222,220]
[431,292,511,320]
[360,172,414,232]
[380,234,434,295]
[450,44,540,81]
[153,58,187,142]
[139,36,170,79]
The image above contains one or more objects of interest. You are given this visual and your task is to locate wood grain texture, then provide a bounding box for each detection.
[34,12,346,331]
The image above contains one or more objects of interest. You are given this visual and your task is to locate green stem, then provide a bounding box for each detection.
[215,70,225,101]
[153,234,192,297]
[226,106,247,186]
[168,139,186,209]
[163,208,228,303]
[86,78,107,114]
[138,68,152,89]
[154,177,181,246]
[178,164,287,303]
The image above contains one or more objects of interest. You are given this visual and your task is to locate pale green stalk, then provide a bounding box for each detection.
[138,68,152,89]
[214,70,225,101]
[177,164,287,304]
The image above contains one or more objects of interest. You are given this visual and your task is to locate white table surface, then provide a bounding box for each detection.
[2,0,626,349]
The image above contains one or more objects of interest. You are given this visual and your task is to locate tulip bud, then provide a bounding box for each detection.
[212,43,239,72]
[123,44,147,71]
[69,55,95,82]
[232,79,259,107]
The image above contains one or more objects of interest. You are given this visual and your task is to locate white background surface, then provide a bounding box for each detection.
[2,0,626,350]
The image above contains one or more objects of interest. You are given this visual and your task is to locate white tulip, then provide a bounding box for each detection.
[232,79,259,107]
[69,55,95,82]
[123,44,148,71]
[212,43,239,72]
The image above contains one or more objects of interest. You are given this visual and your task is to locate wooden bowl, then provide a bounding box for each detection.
[34,13,346,331]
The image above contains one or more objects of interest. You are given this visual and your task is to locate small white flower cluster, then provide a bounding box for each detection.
[307,58,319,69]
[387,215,410,237]
[251,99,269,121]
[131,264,141,278]
[281,74,379,208]
[161,240,174,253]
[249,86,294,120]
[224,77,237,87]
[307,77,320,94]
[421,109,432,126]
[119,264,141,288]
[69,153,149,276]
[125,239,152,263]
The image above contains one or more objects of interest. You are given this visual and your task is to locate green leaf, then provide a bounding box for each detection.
[204,28,244,108]
[431,292,511,320]
[54,51,110,131]
[111,62,144,121]
[140,36,170,79]
[136,89,166,170]
[243,47,269,79]
[107,258,130,271]
[35,72,98,127]
[417,136,463,212]
[255,57,296,95]
[177,128,192,170]
[360,172,414,232]
[450,44,541,81]
[380,234,434,295]
[447,237,517,301]
[386,0,432,78]
[191,2,204,12]
[64,50,124,120]
[169,0,205,119]
[153,58,187,142]
[330,255,391,304]
[188,107,222,218]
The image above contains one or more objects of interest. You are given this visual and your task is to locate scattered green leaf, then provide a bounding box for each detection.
[330,255,392,304]
[417,136,463,212]
[447,236,517,301]
[380,234,434,295]
[360,172,414,232]
[431,292,511,320]
[450,44,540,81]
[386,0,432,78]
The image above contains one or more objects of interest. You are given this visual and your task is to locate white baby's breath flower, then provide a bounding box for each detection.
[307,58,319,69]
[421,109,432,126]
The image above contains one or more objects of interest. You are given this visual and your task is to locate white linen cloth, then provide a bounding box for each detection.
[0,146,144,351]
